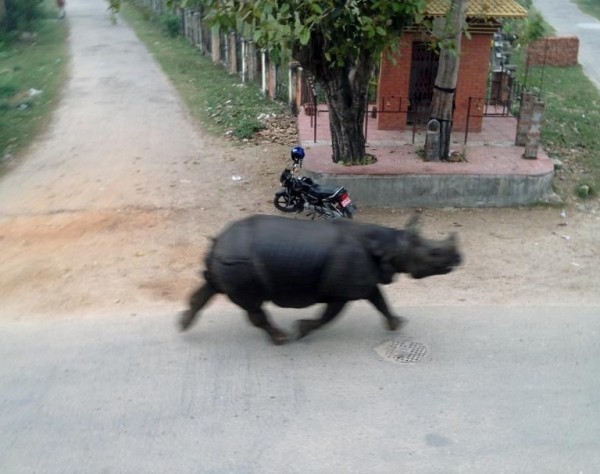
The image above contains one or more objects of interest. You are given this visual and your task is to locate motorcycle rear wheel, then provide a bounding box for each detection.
[340,204,355,219]
[273,191,302,213]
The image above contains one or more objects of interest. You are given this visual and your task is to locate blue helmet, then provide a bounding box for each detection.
[291,146,305,162]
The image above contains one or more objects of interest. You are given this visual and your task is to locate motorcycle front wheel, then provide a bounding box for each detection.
[273,191,302,213]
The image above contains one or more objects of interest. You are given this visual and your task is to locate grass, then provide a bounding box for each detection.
[120,2,288,140]
[0,2,69,163]
[506,2,600,201]
[510,48,600,200]
[537,66,600,183]
[572,0,600,20]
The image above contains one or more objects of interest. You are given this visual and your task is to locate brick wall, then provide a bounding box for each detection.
[376,32,492,132]
[453,33,491,131]
[377,33,412,130]
[526,36,579,67]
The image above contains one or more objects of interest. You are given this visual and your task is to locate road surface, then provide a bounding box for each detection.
[1,305,599,473]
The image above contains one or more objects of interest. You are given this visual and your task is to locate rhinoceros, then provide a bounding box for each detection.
[179,214,461,344]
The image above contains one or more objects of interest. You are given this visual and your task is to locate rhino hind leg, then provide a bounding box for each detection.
[367,287,405,331]
[179,282,219,331]
[296,301,347,340]
[246,309,289,345]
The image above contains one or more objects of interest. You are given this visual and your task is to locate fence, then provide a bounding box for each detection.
[130,0,300,109]
[306,92,532,146]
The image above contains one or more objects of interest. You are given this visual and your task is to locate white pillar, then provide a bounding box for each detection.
[241,39,247,83]
[261,50,267,96]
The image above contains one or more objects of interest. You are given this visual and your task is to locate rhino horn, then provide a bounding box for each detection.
[406,213,420,231]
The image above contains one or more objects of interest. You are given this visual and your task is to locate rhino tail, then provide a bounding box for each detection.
[179,281,219,331]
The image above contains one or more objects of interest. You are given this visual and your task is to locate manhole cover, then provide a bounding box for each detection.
[375,337,429,364]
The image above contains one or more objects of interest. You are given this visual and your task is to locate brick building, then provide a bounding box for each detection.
[376,0,527,132]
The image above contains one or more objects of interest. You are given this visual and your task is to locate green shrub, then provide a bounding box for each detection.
[159,13,180,38]
[576,183,595,199]
[1,0,47,35]
[524,10,547,43]
[233,118,265,139]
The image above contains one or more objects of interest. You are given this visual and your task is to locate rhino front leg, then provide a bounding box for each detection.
[179,282,218,331]
[367,287,406,331]
[297,301,347,340]
[247,309,290,345]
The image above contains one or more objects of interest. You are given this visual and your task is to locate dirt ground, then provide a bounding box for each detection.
[0,1,598,321]
[1,129,599,320]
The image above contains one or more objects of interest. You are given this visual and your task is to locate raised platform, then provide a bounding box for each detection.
[298,108,556,208]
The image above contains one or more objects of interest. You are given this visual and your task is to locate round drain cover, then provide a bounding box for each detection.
[375,337,429,364]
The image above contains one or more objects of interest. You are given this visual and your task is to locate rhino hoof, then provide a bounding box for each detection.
[296,319,317,340]
[270,330,290,345]
[178,310,196,331]
[387,315,405,331]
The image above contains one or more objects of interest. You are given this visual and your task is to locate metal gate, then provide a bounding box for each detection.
[407,42,439,125]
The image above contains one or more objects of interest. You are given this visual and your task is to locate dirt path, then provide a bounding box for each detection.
[1,0,599,320]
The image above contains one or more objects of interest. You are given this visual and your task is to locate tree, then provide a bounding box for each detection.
[182,0,426,164]
[425,0,468,161]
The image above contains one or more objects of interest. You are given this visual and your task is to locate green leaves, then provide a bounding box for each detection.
[192,0,425,58]
[298,26,311,46]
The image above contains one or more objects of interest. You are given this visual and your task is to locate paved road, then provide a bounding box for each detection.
[2,305,599,473]
[532,0,600,90]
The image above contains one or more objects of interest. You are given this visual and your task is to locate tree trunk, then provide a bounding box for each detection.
[322,71,368,163]
[428,75,455,160]
[296,44,373,164]
[425,0,468,161]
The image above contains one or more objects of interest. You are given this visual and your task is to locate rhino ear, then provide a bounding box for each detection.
[406,214,421,241]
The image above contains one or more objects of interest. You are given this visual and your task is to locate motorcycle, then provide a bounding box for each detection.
[273,146,356,219]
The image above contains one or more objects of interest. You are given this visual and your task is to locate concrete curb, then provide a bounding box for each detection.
[301,143,557,208]
[305,168,556,208]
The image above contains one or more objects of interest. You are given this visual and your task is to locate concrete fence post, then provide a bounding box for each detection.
[193,11,201,49]
[268,60,277,99]
[261,50,267,97]
[241,39,247,82]
[425,119,441,162]
[211,26,220,64]
[515,91,535,146]
[228,32,237,74]
[246,41,256,82]
[289,61,301,115]
[523,100,545,159]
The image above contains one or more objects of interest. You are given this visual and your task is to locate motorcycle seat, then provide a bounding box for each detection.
[308,184,344,200]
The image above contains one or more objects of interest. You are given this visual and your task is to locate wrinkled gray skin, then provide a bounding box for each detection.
[179,214,461,345]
